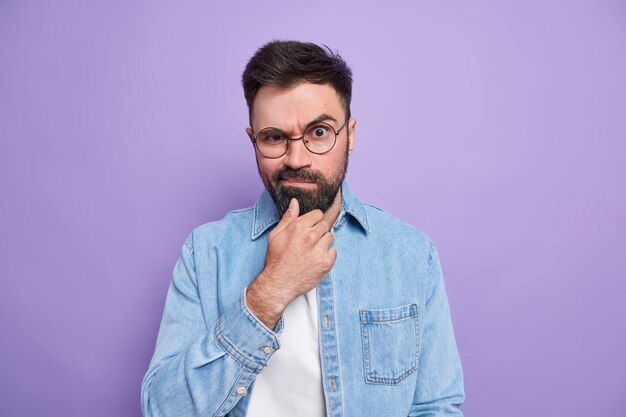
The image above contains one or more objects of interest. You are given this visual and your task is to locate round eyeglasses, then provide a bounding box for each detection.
[252,119,349,159]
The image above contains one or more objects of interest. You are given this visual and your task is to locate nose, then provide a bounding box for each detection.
[283,137,312,169]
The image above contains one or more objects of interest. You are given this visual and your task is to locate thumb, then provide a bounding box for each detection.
[272,198,299,235]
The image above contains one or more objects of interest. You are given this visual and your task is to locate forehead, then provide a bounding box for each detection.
[251,82,344,131]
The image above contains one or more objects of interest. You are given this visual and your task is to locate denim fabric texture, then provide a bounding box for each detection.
[141,182,465,417]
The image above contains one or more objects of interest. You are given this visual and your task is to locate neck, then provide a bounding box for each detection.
[323,188,343,229]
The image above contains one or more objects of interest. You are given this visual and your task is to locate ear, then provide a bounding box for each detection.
[347,118,356,155]
[246,127,254,144]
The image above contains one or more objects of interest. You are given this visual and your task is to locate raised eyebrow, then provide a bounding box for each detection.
[257,114,339,134]
[306,114,338,126]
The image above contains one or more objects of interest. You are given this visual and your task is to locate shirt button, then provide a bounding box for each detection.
[236,386,247,396]
[263,346,274,354]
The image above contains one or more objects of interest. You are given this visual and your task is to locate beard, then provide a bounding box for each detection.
[258,147,349,217]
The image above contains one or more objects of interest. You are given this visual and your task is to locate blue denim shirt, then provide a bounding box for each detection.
[141,182,464,417]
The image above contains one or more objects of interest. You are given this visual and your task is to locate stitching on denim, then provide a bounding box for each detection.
[259,218,279,230]
[366,364,418,384]
[361,310,420,385]
[328,272,346,410]
[251,193,281,239]
[414,304,421,376]
[360,317,369,384]
[316,284,332,417]
[363,323,372,382]
[214,317,263,372]
[252,217,279,239]
[213,367,247,417]
[228,206,254,214]
[363,202,433,242]
[204,207,254,228]
[344,208,370,233]
[366,361,418,384]
[361,314,416,323]
[361,202,370,230]
[252,200,260,238]
[184,236,194,253]
[214,317,251,369]
[360,304,417,323]
[427,240,435,267]
[425,240,438,306]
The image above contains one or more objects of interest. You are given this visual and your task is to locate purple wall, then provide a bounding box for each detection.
[1,1,625,416]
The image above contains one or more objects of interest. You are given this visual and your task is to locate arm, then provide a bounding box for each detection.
[142,198,335,416]
[140,234,283,417]
[408,242,465,416]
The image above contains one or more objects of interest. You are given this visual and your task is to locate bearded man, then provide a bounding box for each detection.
[141,40,465,417]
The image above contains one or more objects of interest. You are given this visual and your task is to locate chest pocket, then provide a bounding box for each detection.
[359,303,420,385]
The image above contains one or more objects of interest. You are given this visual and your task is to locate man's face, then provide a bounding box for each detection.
[247,82,356,216]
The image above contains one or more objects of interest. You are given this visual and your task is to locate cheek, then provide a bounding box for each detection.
[321,154,346,176]
[258,160,280,180]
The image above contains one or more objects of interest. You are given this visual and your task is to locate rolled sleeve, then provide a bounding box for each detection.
[215,286,284,373]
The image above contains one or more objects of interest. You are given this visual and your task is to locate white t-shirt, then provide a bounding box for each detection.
[246,286,327,417]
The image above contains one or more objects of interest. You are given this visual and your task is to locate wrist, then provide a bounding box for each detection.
[246,274,288,330]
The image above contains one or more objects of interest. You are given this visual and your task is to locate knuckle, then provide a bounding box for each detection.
[324,257,334,270]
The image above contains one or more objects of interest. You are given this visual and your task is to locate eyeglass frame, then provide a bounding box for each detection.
[251,118,350,159]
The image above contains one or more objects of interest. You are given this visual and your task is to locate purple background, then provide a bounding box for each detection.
[1,1,625,416]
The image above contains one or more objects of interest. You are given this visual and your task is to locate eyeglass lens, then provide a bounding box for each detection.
[255,122,337,158]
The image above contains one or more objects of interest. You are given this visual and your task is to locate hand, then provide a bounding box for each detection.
[246,198,337,329]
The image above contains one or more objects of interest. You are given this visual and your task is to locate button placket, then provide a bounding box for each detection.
[317,273,344,417]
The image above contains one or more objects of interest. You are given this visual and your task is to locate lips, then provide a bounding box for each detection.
[281,178,316,185]
[275,168,321,186]
[282,178,314,183]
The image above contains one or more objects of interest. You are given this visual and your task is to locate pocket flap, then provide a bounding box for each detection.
[360,303,418,323]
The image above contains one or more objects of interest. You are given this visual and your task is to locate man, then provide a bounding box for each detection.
[141,40,464,417]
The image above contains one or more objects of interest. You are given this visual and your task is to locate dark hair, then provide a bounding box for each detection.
[242,40,353,125]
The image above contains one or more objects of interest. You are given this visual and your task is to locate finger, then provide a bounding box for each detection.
[318,231,335,248]
[297,208,324,227]
[309,221,332,241]
[326,247,338,266]
[272,198,299,236]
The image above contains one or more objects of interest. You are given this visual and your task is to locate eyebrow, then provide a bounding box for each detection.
[307,113,338,126]
[257,113,339,134]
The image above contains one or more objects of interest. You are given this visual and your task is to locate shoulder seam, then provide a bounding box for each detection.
[363,203,427,235]
[191,206,255,231]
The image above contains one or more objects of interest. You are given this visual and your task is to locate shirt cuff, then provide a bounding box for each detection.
[214,286,284,372]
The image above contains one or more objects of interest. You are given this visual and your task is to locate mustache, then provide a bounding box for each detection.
[273,168,323,182]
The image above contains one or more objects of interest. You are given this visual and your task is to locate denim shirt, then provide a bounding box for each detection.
[141,182,465,417]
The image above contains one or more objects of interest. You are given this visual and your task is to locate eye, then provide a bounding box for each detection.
[258,129,285,144]
[308,125,331,139]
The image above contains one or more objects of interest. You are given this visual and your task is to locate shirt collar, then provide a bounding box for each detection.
[251,181,371,240]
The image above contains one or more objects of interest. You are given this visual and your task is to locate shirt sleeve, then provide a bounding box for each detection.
[408,241,465,416]
[141,234,284,417]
